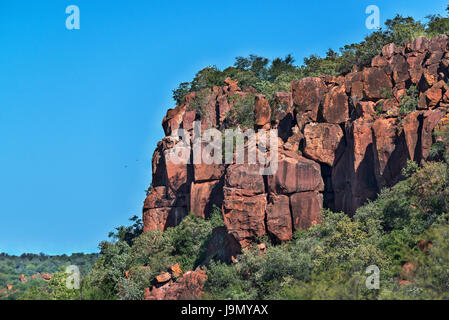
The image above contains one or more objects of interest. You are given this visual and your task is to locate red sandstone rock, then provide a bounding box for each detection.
[382,43,399,59]
[40,273,52,281]
[266,194,292,242]
[222,187,267,246]
[182,110,196,131]
[254,94,271,128]
[425,86,443,108]
[410,36,430,53]
[407,54,425,85]
[303,123,344,166]
[144,269,207,300]
[267,153,324,194]
[164,153,190,194]
[273,92,293,121]
[144,186,173,209]
[403,111,423,161]
[190,180,223,219]
[284,125,303,151]
[390,54,410,84]
[143,207,187,232]
[430,34,448,51]
[372,55,389,68]
[217,93,231,125]
[224,78,240,93]
[355,101,376,120]
[291,77,326,121]
[422,108,447,161]
[290,192,323,230]
[142,36,449,248]
[162,105,186,136]
[169,264,183,278]
[332,119,378,214]
[420,69,438,93]
[273,92,294,141]
[225,164,265,196]
[322,85,349,124]
[155,272,172,284]
[363,67,393,100]
[372,117,408,188]
[345,72,364,100]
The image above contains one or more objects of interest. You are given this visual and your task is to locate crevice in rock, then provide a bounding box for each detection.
[415,113,424,163]
[320,164,335,211]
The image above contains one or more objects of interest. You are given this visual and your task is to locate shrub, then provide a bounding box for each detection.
[225,93,256,129]
[398,85,419,116]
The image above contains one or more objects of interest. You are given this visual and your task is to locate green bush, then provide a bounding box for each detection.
[225,93,256,129]
[398,85,419,116]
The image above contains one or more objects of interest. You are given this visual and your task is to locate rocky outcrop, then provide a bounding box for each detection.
[144,269,207,300]
[143,35,449,260]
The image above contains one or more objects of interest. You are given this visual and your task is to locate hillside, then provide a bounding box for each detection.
[0,253,98,300]
[13,8,449,300]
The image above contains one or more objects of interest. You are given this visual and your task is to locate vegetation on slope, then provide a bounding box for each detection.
[172,7,449,106]
[0,253,98,300]
[14,124,449,300]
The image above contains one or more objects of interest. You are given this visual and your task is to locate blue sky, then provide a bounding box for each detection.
[0,0,447,255]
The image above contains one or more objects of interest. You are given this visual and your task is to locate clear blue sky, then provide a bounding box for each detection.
[0,0,447,255]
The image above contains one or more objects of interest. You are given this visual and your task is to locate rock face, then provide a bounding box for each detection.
[143,35,449,257]
[144,269,207,300]
[304,123,344,166]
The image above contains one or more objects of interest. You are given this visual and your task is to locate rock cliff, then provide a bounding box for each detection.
[143,35,449,256]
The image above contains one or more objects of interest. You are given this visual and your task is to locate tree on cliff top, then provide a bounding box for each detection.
[172,9,449,105]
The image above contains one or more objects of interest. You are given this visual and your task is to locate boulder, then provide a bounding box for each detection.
[266,194,293,242]
[155,272,172,284]
[190,180,223,219]
[162,105,186,136]
[429,34,448,51]
[143,207,187,232]
[372,55,389,68]
[222,187,267,246]
[332,119,378,214]
[422,108,447,160]
[267,153,324,194]
[145,269,207,300]
[382,43,399,59]
[273,92,294,141]
[291,77,326,121]
[169,264,183,278]
[407,54,426,85]
[372,117,408,188]
[403,111,424,161]
[363,68,393,100]
[424,86,443,108]
[409,36,430,53]
[290,192,323,230]
[355,101,376,120]
[390,54,410,84]
[193,163,226,182]
[303,123,344,166]
[345,72,364,100]
[254,94,271,128]
[225,164,265,196]
[322,85,349,124]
